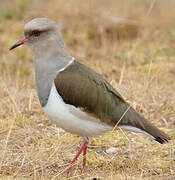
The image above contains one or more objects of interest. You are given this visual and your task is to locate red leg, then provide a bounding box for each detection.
[64,137,89,175]
[82,141,88,173]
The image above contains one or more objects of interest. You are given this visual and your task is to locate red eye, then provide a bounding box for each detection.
[32,30,40,37]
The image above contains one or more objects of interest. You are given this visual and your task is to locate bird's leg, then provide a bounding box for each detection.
[64,137,89,175]
[82,140,88,173]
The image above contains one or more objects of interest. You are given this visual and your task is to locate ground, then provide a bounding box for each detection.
[0,0,174,179]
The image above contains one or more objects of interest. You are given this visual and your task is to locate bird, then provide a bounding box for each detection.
[9,18,170,174]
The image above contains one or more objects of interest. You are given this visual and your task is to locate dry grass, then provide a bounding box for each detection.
[0,0,175,179]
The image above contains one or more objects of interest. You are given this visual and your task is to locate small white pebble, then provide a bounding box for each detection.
[106,147,119,154]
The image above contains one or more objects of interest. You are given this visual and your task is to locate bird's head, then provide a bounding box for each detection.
[10,18,64,53]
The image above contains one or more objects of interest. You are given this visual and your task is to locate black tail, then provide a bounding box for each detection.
[154,136,169,144]
[123,107,170,144]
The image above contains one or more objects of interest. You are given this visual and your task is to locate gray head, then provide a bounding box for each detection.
[10,18,64,54]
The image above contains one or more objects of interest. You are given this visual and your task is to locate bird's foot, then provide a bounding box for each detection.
[64,137,89,175]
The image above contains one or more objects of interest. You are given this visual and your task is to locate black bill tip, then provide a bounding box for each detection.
[9,37,29,51]
[9,42,22,50]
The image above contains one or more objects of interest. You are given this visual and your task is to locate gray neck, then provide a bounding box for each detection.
[34,44,73,107]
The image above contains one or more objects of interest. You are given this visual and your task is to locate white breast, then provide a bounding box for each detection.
[43,83,112,137]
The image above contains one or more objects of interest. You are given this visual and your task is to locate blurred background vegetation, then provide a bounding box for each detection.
[0,0,175,179]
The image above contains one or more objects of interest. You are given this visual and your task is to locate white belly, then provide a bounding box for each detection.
[43,83,112,137]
